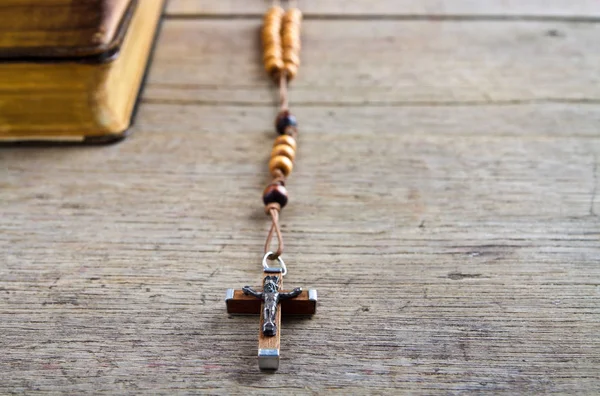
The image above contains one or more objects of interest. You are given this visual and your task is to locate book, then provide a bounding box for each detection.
[0,0,134,59]
[0,0,164,142]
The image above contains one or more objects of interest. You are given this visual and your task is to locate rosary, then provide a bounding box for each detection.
[224,2,317,371]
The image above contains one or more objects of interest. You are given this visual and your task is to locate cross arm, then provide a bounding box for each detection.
[225,288,317,315]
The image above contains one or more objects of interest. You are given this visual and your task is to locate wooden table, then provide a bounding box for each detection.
[2,1,599,393]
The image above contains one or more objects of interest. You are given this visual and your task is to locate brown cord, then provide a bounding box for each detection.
[264,169,287,258]
[265,74,291,259]
[264,204,284,259]
[279,71,289,112]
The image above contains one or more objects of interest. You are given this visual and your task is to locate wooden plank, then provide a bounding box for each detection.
[167,0,600,18]
[0,102,599,392]
[146,20,600,105]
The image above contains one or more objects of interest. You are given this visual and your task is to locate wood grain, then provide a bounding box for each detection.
[1,2,600,394]
[1,101,598,393]
[145,19,600,105]
[167,0,600,18]
[0,0,133,57]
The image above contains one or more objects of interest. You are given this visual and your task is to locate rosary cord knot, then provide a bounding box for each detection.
[264,202,281,215]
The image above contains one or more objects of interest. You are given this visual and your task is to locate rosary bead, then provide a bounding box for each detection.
[264,57,284,75]
[283,8,303,24]
[263,183,289,208]
[283,52,300,68]
[269,155,294,177]
[265,6,284,19]
[282,25,297,36]
[282,33,301,51]
[275,110,298,135]
[262,28,280,44]
[284,63,298,80]
[271,144,296,162]
[273,135,297,151]
[263,46,282,62]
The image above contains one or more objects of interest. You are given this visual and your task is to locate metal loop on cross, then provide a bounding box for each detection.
[262,251,287,277]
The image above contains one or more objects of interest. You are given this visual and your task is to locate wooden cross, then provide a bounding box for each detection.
[225,271,317,370]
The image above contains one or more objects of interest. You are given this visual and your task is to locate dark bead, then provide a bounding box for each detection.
[275,110,297,135]
[263,183,288,208]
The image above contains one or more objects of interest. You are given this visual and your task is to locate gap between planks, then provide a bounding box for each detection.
[163,14,600,23]
[165,0,600,19]
[141,97,600,108]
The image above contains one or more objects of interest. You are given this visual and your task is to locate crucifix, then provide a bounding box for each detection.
[225,258,317,370]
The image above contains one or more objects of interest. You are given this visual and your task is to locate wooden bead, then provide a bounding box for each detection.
[271,144,296,162]
[284,63,298,80]
[263,47,282,62]
[282,36,301,51]
[262,23,281,34]
[264,57,284,75]
[263,50,281,65]
[262,35,280,47]
[283,22,298,29]
[262,27,280,38]
[275,110,298,135]
[269,155,294,177]
[262,31,281,47]
[283,8,303,23]
[265,6,284,19]
[283,51,300,67]
[283,18,301,28]
[263,18,281,28]
[282,24,297,33]
[263,44,279,57]
[281,26,298,39]
[265,13,283,22]
[282,35,298,45]
[263,183,288,208]
[273,135,297,151]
